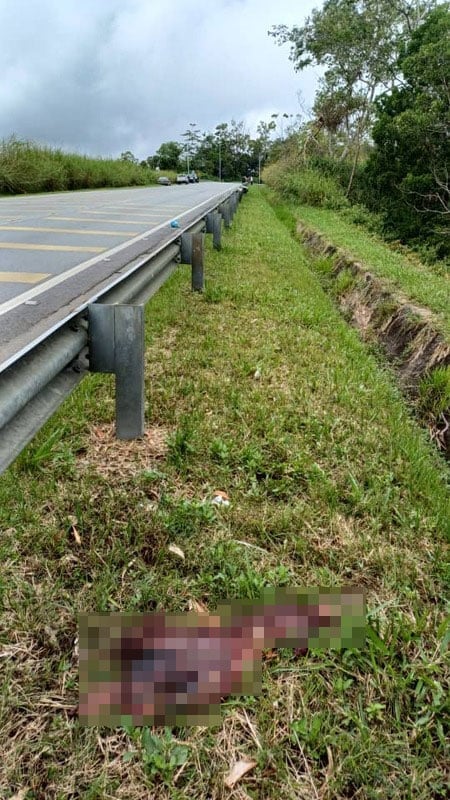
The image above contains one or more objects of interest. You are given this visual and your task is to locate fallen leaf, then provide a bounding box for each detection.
[44,625,59,649]
[168,544,185,560]
[326,745,334,781]
[72,527,81,545]
[67,514,81,545]
[224,758,257,788]
[10,789,29,800]
[188,598,209,614]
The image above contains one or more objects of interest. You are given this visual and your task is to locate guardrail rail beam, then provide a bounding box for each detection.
[0,185,245,472]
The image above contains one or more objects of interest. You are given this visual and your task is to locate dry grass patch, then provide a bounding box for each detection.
[76,423,170,479]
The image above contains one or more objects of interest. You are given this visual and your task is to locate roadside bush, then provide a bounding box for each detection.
[263,160,349,210]
[308,155,367,204]
[340,202,384,235]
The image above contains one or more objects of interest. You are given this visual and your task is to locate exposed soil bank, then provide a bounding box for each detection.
[297,222,450,457]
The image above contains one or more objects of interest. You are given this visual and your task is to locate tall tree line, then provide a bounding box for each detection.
[269,0,449,258]
[141,117,293,181]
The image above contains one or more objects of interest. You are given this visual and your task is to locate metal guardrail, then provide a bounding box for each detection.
[0,185,244,474]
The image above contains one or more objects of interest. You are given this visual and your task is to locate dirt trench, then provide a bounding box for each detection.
[297,223,450,457]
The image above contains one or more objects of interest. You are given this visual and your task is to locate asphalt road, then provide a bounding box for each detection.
[0,181,236,371]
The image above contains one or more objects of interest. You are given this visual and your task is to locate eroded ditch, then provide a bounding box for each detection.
[297,222,450,458]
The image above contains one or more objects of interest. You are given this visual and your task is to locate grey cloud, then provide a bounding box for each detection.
[0,0,320,158]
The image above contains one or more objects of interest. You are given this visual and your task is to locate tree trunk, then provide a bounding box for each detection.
[346,85,376,196]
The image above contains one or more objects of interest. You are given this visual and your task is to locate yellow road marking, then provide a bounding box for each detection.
[0,271,50,283]
[0,242,105,253]
[81,210,168,218]
[51,216,152,225]
[0,225,131,237]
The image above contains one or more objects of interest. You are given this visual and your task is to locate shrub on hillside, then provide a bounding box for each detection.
[263,161,349,209]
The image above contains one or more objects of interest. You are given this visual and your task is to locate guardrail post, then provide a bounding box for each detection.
[180,232,192,265]
[224,199,232,228]
[115,306,145,438]
[212,211,222,250]
[205,212,215,234]
[89,304,145,439]
[191,232,204,291]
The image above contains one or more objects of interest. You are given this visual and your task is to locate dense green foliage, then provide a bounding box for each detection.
[270,0,436,193]
[364,4,450,257]
[269,1,449,265]
[264,156,349,209]
[0,137,160,194]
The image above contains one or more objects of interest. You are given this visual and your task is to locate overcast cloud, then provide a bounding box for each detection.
[0,0,321,159]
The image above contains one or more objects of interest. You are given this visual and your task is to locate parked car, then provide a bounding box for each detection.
[188,171,199,183]
[157,176,171,185]
[176,174,190,184]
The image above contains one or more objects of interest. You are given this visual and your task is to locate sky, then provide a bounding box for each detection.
[0,0,322,160]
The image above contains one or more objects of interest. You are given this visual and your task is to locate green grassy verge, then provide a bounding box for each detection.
[0,137,164,194]
[0,188,449,799]
[287,203,450,341]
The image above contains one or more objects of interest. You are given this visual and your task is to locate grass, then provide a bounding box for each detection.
[0,136,164,194]
[0,187,449,799]
[287,203,450,341]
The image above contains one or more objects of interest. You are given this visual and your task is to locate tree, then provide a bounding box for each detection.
[147,116,280,183]
[364,3,450,252]
[195,121,256,180]
[180,123,201,172]
[269,0,437,194]
[154,141,183,171]
[214,123,229,180]
[251,120,277,181]
[120,150,138,164]
[193,123,231,179]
